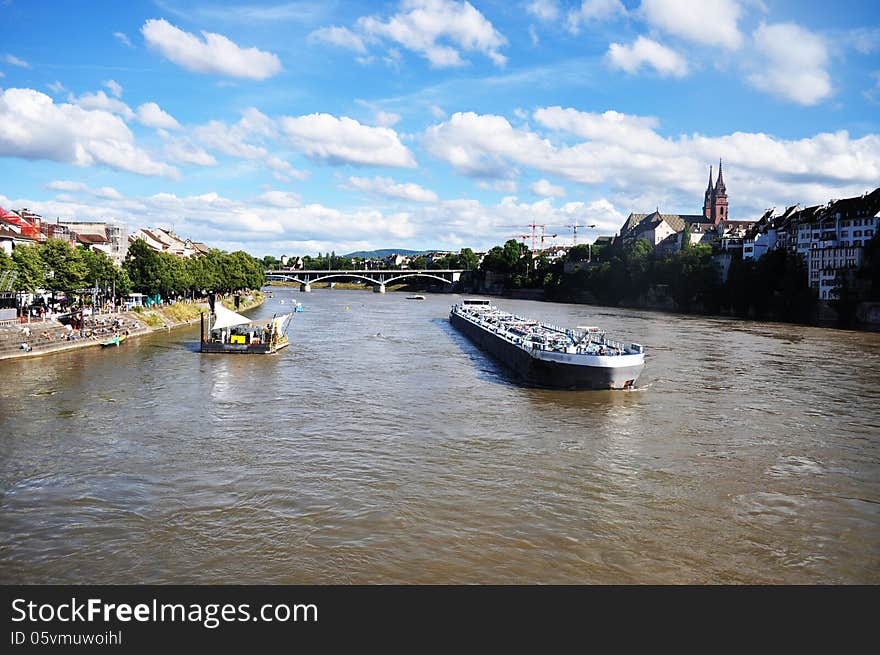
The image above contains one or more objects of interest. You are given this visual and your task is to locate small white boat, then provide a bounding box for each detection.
[406,295,426,300]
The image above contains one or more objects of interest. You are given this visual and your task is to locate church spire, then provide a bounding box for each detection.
[703,165,715,219]
[715,159,726,195]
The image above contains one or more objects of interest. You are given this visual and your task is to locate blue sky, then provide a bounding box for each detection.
[1,0,878,257]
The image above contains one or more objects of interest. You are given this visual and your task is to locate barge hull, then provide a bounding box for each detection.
[450,312,642,389]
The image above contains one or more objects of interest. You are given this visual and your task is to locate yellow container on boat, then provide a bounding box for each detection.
[230,334,245,344]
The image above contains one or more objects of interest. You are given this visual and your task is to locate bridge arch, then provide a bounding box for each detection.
[266,274,307,284]
[306,273,382,286]
[381,273,454,286]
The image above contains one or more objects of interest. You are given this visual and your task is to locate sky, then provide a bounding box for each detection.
[1,0,878,257]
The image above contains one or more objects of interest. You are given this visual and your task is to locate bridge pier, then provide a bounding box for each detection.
[300,283,311,293]
[374,283,386,294]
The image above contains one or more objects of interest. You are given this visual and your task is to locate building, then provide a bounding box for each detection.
[55,220,129,265]
[804,189,880,300]
[619,160,730,252]
[702,161,729,224]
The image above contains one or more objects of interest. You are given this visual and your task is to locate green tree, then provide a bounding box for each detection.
[40,239,87,294]
[11,244,46,292]
[124,239,163,295]
[459,247,478,270]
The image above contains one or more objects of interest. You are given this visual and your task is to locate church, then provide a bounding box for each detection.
[619,160,732,252]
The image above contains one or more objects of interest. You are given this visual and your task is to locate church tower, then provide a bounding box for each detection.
[702,165,714,220]
[712,159,728,225]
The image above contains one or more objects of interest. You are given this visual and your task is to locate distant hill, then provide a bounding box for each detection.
[342,248,438,258]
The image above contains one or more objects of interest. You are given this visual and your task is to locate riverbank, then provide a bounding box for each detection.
[0,291,265,361]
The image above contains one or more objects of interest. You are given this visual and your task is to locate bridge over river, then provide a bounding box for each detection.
[265,269,466,293]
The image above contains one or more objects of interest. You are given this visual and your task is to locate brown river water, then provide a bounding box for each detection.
[1,287,878,583]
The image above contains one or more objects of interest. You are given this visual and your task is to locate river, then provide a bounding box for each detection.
[1,287,878,583]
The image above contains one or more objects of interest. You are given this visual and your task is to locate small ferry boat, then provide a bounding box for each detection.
[101,334,126,347]
[200,304,292,354]
[450,299,645,389]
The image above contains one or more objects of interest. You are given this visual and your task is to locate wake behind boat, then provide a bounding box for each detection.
[200,304,292,354]
[450,299,645,389]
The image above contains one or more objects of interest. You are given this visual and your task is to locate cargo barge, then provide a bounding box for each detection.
[450,299,644,389]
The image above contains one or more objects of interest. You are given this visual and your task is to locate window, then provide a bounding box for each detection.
[854,230,862,237]
[867,230,874,237]
[841,230,849,236]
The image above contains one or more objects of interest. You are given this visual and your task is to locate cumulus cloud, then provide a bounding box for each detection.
[257,190,301,208]
[141,18,282,79]
[566,0,626,34]
[309,26,367,53]
[280,113,416,167]
[375,110,401,127]
[526,0,559,22]
[344,176,439,202]
[0,87,179,178]
[190,108,306,179]
[349,0,508,68]
[47,180,88,192]
[71,90,135,120]
[606,36,688,77]
[747,22,832,106]
[423,108,880,220]
[163,139,218,166]
[137,101,182,130]
[530,179,566,198]
[640,0,743,50]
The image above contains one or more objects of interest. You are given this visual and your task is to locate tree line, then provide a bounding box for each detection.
[0,238,265,300]
[261,248,480,271]
[477,237,824,323]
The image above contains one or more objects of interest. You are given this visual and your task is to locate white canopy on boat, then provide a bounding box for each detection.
[211,304,251,330]
[271,313,291,333]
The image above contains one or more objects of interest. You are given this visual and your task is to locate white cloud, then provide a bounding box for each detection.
[356,0,508,68]
[257,190,301,208]
[191,108,306,178]
[526,0,559,22]
[423,108,880,220]
[47,180,88,192]
[137,101,181,130]
[113,32,133,48]
[748,22,831,106]
[164,139,218,166]
[566,0,626,34]
[93,186,123,200]
[607,36,688,77]
[47,181,128,201]
[309,26,367,53]
[141,18,282,80]
[640,0,743,50]
[71,90,136,121]
[430,104,447,119]
[280,113,416,167]
[375,110,401,127]
[344,176,439,202]
[47,81,65,94]
[477,179,518,193]
[3,54,30,68]
[104,79,123,98]
[530,179,566,198]
[0,87,179,178]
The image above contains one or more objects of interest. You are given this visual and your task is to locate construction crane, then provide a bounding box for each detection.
[564,223,596,246]
[500,223,547,251]
[539,233,557,254]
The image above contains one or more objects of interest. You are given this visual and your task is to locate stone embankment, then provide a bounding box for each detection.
[0,292,264,361]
